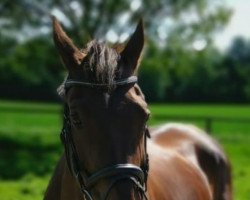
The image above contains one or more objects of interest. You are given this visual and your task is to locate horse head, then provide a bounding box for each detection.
[53,16,150,200]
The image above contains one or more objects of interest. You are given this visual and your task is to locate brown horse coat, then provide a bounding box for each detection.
[44,17,232,200]
[148,123,232,200]
[45,123,232,200]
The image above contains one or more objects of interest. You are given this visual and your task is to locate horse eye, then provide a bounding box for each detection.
[70,112,82,128]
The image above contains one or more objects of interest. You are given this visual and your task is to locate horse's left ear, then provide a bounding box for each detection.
[119,19,144,77]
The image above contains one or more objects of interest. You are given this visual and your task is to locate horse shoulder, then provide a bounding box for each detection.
[150,123,228,164]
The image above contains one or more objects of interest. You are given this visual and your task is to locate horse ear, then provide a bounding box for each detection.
[119,19,144,77]
[52,16,85,70]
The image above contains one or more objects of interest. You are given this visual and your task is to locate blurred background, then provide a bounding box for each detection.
[0,0,249,199]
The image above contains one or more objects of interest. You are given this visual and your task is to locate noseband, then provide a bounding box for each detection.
[60,76,150,200]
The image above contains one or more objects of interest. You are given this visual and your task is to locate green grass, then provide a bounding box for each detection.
[0,175,49,200]
[149,104,250,119]
[0,100,249,200]
[0,100,60,111]
[149,104,250,138]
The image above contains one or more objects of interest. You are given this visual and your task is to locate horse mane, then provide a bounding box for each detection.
[57,40,120,98]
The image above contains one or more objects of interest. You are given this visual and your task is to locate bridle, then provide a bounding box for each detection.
[60,75,150,200]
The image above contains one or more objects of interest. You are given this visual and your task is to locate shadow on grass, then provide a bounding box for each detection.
[0,132,62,180]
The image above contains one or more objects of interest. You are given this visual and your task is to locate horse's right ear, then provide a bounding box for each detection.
[52,16,85,70]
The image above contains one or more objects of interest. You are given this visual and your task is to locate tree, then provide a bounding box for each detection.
[0,37,63,100]
[0,0,232,102]
[224,37,250,102]
[1,0,231,45]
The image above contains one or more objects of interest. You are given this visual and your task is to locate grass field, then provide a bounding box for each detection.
[0,100,249,200]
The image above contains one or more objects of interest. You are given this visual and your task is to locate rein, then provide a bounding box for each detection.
[60,76,150,200]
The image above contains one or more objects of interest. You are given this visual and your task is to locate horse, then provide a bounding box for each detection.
[44,16,232,200]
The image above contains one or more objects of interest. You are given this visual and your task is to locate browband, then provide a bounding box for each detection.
[65,76,138,89]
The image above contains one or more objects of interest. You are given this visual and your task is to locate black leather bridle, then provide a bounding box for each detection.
[60,76,150,200]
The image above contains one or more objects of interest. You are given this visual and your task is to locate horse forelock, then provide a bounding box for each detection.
[81,40,120,86]
[57,41,120,98]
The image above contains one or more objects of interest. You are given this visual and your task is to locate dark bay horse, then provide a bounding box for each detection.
[44,16,232,200]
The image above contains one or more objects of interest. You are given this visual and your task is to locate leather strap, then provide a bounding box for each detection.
[65,76,138,89]
[86,164,145,189]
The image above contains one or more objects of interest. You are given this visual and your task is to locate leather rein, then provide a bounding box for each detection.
[60,76,150,200]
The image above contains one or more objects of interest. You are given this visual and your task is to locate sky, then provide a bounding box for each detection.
[215,0,250,50]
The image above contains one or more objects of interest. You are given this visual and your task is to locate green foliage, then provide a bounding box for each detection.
[1,0,249,103]
[138,38,250,102]
[225,37,250,101]
[0,37,64,100]
[0,0,231,44]
[139,42,169,101]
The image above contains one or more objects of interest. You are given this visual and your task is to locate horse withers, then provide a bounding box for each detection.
[44,16,232,200]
